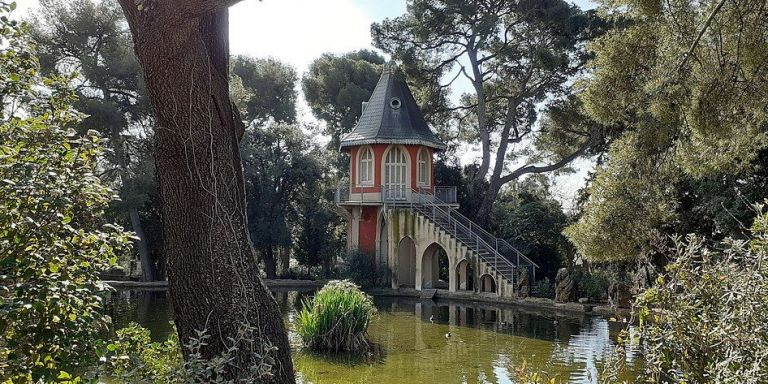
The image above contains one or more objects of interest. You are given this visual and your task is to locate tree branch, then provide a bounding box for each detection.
[499,134,593,185]
[676,0,728,73]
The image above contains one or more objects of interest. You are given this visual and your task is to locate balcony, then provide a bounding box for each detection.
[335,185,458,206]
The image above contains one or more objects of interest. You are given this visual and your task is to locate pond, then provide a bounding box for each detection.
[108,288,641,384]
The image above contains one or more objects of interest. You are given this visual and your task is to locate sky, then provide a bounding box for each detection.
[15,0,596,210]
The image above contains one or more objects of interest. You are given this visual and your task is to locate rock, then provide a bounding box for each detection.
[516,270,530,298]
[578,297,589,304]
[555,267,576,303]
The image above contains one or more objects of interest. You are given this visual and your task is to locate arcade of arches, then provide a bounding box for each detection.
[383,208,505,296]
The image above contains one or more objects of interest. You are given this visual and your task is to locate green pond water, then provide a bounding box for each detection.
[108,289,641,384]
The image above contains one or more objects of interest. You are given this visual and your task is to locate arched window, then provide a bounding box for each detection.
[358,147,374,186]
[384,146,408,199]
[417,148,430,187]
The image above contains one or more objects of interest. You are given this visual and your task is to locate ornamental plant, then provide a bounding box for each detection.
[0,3,131,381]
[296,280,376,353]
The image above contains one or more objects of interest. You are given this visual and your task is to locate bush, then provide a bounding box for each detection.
[576,271,610,301]
[343,249,379,288]
[295,280,376,353]
[531,277,554,298]
[102,322,279,384]
[634,205,768,383]
[0,7,131,382]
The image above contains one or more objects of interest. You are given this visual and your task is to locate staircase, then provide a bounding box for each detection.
[383,187,538,289]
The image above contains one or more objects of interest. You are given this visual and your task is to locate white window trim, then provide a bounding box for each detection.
[357,147,374,186]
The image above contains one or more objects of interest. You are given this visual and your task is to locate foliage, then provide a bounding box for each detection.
[295,280,376,353]
[373,0,609,220]
[240,123,325,278]
[102,322,279,384]
[293,178,344,277]
[531,278,554,299]
[491,180,573,280]
[301,50,384,148]
[342,249,379,289]
[568,0,768,262]
[230,56,298,126]
[29,0,159,280]
[633,206,768,383]
[0,5,131,381]
[575,270,610,302]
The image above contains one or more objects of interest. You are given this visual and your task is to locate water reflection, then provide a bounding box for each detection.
[108,289,640,384]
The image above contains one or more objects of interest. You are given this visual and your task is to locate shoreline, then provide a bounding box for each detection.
[103,279,629,318]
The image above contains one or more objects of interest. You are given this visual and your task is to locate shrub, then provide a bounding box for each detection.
[102,322,278,384]
[531,277,554,298]
[295,280,376,353]
[343,249,379,288]
[0,6,131,382]
[576,271,610,301]
[634,205,768,383]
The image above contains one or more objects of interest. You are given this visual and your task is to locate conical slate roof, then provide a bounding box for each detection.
[339,68,446,151]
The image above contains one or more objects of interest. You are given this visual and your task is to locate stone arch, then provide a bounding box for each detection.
[420,242,450,289]
[479,274,496,293]
[456,259,474,291]
[396,236,416,287]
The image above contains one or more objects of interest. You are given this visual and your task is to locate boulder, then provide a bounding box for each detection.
[516,270,530,298]
[555,267,576,303]
[578,297,589,304]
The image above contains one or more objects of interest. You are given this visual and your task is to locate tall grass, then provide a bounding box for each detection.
[295,280,376,353]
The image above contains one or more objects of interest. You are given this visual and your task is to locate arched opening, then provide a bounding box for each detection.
[417,147,431,188]
[456,259,474,291]
[397,237,416,287]
[377,215,389,286]
[383,146,408,200]
[357,146,374,186]
[421,243,450,289]
[480,274,496,293]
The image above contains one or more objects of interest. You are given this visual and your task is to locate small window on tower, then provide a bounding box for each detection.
[358,147,374,186]
[418,148,430,186]
[390,97,401,109]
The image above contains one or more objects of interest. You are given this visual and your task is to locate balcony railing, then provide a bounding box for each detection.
[335,185,458,205]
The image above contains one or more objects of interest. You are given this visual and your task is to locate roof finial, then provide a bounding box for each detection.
[383,60,397,74]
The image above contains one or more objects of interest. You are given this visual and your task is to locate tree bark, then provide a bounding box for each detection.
[264,247,277,279]
[128,207,155,281]
[117,1,294,382]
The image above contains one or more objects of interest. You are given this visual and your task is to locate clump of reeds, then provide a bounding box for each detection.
[295,280,376,353]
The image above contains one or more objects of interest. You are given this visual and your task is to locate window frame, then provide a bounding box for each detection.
[357,146,374,186]
[417,148,430,187]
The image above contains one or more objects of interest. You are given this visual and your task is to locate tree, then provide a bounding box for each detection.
[30,0,159,281]
[372,0,608,223]
[0,6,131,380]
[241,123,323,279]
[491,178,574,280]
[302,50,385,148]
[116,1,294,381]
[230,55,298,127]
[566,0,768,263]
[293,175,344,277]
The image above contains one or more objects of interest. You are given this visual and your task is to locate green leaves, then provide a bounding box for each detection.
[0,3,132,381]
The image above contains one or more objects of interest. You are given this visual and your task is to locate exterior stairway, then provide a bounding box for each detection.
[383,187,538,289]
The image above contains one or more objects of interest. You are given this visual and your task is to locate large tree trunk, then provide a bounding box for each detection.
[128,207,155,281]
[117,2,294,382]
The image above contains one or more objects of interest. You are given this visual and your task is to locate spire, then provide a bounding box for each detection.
[339,68,446,151]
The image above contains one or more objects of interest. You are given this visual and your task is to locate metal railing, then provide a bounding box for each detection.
[382,186,538,287]
[335,184,458,205]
